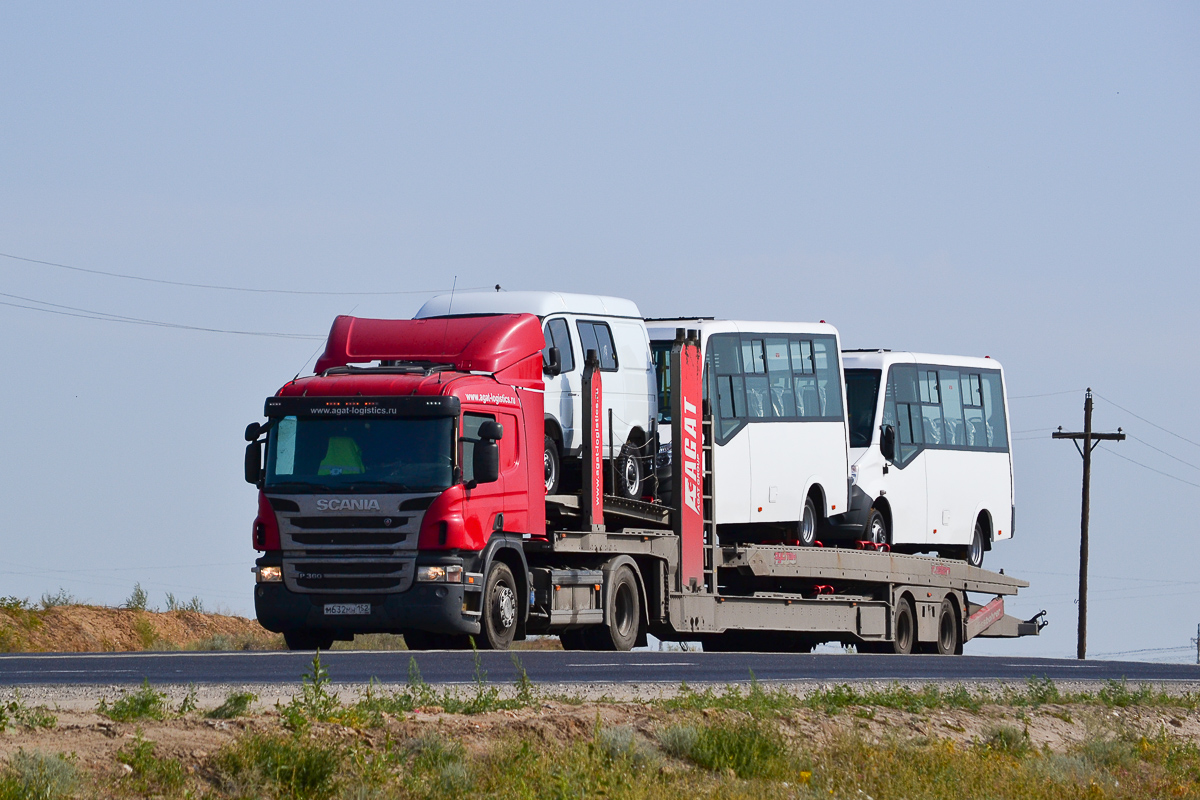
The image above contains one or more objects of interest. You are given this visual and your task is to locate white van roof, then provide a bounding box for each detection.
[841,350,1004,372]
[646,319,840,339]
[415,291,644,320]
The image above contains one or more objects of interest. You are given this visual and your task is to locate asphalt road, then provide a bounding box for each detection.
[1,650,1197,687]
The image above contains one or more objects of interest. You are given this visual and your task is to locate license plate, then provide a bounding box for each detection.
[324,603,371,616]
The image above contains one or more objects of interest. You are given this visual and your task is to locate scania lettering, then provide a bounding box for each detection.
[245,313,1044,653]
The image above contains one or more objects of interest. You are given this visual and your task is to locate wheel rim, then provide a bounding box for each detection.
[614,581,635,638]
[868,514,886,545]
[622,453,640,496]
[969,524,983,566]
[544,449,556,492]
[800,502,816,544]
[493,582,516,633]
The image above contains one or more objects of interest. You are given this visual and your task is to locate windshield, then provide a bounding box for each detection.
[845,369,882,448]
[265,416,454,492]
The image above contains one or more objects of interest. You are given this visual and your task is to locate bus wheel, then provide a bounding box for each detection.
[892,598,916,655]
[615,445,643,500]
[479,562,518,650]
[797,497,818,546]
[967,521,985,568]
[865,508,889,546]
[936,598,961,655]
[284,631,335,651]
[544,435,561,495]
[597,566,641,651]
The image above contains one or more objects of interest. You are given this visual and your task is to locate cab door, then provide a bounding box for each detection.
[461,411,505,546]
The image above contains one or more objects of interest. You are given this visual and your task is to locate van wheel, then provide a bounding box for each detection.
[892,598,916,655]
[479,562,518,650]
[796,497,818,546]
[544,436,560,495]
[284,631,335,651]
[614,444,643,500]
[865,508,889,546]
[967,521,985,568]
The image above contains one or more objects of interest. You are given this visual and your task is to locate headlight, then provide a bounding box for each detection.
[417,565,463,583]
[657,442,672,467]
[256,565,282,583]
[850,465,859,486]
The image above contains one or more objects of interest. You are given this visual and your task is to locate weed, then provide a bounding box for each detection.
[660,717,788,778]
[0,750,77,800]
[38,589,75,610]
[116,731,186,794]
[279,651,341,730]
[177,683,198,714]
[98,679,169,722]
[0,596,42,633]
[132,616,159,649]
[1,690,57,731]
[208,691,257,719]
[983,723,1031,756]
[215,733,343,800]
[165,593,206,613]
[124,583,148,611]
[594,724,657,769]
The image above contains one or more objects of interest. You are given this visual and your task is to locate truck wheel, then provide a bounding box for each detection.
[284,631,335,651]
[892,598,916,655]
[479,562,519,650]
[796,497,818,546]
[544,435,560,495]
[865,508,889,546]
[935,598,961,655]
[967,521,985,568]
[614,444,643,500]
[596,566,641,651]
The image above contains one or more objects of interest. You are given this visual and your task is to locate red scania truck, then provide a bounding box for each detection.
[245,313,1044,652]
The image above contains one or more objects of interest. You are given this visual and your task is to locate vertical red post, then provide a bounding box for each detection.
[672,332,704,591]
[582,350,604,531]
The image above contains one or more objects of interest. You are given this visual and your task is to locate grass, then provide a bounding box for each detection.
[98,679,170,722]
[214,733,344,800]
[0,689,57,731]
[0,751,77,800]
[116,731,186,795]
[208,690,258,719]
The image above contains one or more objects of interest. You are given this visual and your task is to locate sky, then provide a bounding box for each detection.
[1,3,1197,662]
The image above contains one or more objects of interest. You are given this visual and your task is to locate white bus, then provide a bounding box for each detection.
[839,350,1014,567]
[648,320,849,545]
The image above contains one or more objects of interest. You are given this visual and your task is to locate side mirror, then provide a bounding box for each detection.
[478,420,504,441]
[880,424,896,462]
[543,346,562,377]
[472,440,500,485]
[245,422,262,442]
[244,441,263,484]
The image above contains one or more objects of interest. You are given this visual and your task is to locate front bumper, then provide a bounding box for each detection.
[254,554,483,636]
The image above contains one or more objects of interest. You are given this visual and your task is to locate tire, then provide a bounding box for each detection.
[558,628,590,650]
[544,435,561,495]
[967,520,985,568]
[614,444,643,500]
[283,631,335,651]
[796,496,819,546]
[595,566,641,651]
[935,597,961,655]
[865,507,889,546]
[892,598,916,655]
[478,561,519,650]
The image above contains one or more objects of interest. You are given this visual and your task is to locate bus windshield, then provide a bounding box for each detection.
[265,416,455,493]
[845,369,882,448]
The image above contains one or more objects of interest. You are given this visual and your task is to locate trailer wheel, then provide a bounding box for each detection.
[614,444,643,500]
[283,631,334,651]
[796,497,818,546]
[892,598,916,655]
[479,562,519,650]
[597,566,641,651]
[865,508,889,546]
[544,435,561,495]
[967,521,985,568]
[935,598,961,655]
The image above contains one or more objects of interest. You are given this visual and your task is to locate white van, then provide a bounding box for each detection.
[415,291,657,498]
[839,350,1014,567]
[648,320,850,545]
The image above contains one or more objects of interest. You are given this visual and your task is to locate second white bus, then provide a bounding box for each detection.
[838,350,1014,567]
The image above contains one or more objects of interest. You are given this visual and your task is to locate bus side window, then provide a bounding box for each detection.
[790,339,817,416]
[981,372,1008,449]
[765,338,796,417]
[813,337,843,418]
[708,334,746,438]
[742,338,769,418]
[889,364,923,464]
[962,373,986,447]
[939,370,964,446]
[919,369,943,445]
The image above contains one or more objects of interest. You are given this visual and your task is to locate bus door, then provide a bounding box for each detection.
[881,364,929,543]
[708,334,752,523]
[921,369,972,546]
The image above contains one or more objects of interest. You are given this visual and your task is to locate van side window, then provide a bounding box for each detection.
[542,318,575,373]
[962,373,986,447]
[460,412,496,484]
[576,321,618,371]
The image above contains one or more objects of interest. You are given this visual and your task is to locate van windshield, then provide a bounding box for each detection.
[845,369,882,448]
[265,416,454,493]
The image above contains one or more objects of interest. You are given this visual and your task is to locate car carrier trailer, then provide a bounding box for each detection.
[247,316,1045,653]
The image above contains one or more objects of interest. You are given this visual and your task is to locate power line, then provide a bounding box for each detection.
[1097,444,1200,490]
[1009,389,1085,400]
[1094,392,1200,451]
[0,295,324,340]
[1129,434,1200,473]
[1,250,483,296]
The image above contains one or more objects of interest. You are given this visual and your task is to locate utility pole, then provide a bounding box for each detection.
[1053,388,1124,660]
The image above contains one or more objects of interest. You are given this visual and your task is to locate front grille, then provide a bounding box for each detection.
[283,557,414,594]
[290,516,408,530]
[292,531,410,546]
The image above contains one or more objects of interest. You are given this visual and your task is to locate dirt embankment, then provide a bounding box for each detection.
[0,605,279,653]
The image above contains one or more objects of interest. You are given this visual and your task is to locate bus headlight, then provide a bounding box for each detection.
[850,465,859,487]
[256,565,282,583]
[417,565,463,583]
